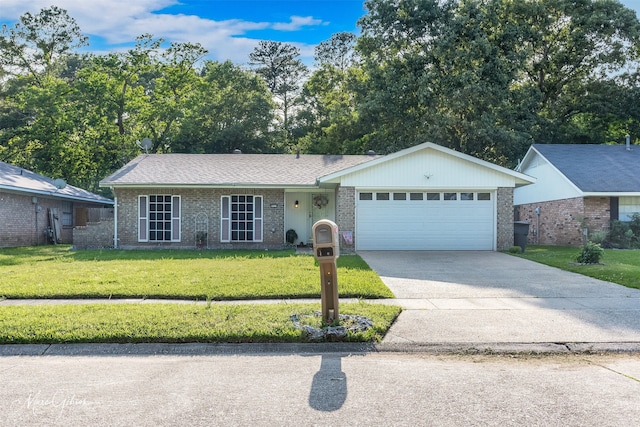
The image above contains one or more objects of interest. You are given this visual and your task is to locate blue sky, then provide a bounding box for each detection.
[0,0,367,65]
[1,0,639,66]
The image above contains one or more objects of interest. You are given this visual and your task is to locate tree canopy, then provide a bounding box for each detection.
[1,2,639,193]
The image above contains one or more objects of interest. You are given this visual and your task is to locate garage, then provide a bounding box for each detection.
[356,190,495,250]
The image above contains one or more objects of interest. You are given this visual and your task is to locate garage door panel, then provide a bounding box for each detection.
[356,192,494,250]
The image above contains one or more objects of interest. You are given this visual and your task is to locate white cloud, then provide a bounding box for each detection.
[272,15,325,31]
[0,0,322,64]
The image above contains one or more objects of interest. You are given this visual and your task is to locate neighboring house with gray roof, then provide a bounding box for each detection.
[0,161,114,247]
[514,143,640,246]
[100,142,533,251]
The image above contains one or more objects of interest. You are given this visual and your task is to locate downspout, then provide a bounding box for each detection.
[113,190,118,249]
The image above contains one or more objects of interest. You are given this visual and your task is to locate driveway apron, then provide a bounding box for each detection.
[359,251,640,346]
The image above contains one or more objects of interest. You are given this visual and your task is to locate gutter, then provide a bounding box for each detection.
[0,184,114,205]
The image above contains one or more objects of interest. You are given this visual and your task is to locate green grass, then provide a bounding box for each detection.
[0,301,401,344]
[510,246,640,290]
[0,246,393,299]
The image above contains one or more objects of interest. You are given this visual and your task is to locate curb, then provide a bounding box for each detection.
[2,341,640,357]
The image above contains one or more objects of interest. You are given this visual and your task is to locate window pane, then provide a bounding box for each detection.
[427,193,440,200]
[393,193,406,200]
[478,193,491,200]
[228,194,262,242]
[410,193,423,200]
[444,193,457,200]
[376,192,389,200]
[460,192,474,200]
[359,193,373,200]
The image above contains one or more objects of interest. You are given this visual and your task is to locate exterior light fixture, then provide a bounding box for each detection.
[294,200,299,208]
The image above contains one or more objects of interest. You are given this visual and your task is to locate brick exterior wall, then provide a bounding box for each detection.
[0,190,106,247]
[515,197,611,246]
[335,185,356,253]
[496,187,514,250]
[114,188,285,249]
[73,216,115,249]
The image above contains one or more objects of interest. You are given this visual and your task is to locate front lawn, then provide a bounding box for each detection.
[0,246,394,299]
[0,301,401,344]
[510,246,640,290]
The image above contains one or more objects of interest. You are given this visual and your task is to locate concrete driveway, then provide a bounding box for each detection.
[359,251,640,350]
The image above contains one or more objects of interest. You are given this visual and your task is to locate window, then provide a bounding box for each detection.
[393,192,406,200]
[359,192,373,201]
[410,193,423,200]
[478,193,491,201]
[619,196,640,221]
[138,195,181,242]
[444,192,457,200]
[376,192,389,200]
[62,202,73,226]
[221,195,263,242]
[460,192,474,201]
[427,193,440,200]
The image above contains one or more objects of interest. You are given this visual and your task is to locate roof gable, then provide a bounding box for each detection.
[0,161,113,204]
[523,144,640,193]
[319,142,534,187]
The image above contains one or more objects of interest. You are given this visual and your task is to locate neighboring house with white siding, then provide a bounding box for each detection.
[514,144,640,246]
[0,161,114,247]
[99,142,533,251]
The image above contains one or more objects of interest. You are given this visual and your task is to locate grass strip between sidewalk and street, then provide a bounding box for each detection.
[510,245,640,290]
[0,302,401,344]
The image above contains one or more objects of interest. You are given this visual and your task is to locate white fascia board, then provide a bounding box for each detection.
[103,183,321,190]
[582,192,640,197]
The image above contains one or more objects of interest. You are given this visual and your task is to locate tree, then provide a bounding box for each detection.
[314,32,358,71]
[173,61,275,153]
[249,41,308,149]
[295,32,366,154]
[0,6,88,85]
[355,0,640,164]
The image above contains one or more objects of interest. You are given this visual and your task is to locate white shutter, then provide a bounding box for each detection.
[254,196,263,242]
[171,196,181,242]
[221,196,230,242]
[138,195,148,242]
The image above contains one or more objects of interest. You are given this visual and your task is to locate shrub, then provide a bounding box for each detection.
[508,246,521,253]
[576,242,604,264]
[588,230,607,245]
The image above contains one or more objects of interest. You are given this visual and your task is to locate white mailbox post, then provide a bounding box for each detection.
[312,219,340,322]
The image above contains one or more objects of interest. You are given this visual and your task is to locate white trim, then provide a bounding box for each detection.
[138,195,148,242]
[113,194,118,248]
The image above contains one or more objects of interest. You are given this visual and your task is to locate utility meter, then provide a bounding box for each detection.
[312,219,340,322]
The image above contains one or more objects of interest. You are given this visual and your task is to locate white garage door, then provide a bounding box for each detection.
[356,191,495,250]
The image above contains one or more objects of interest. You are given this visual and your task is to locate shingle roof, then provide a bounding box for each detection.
[0,161,113,204]
[532,144,640,192]
[100,153,379,187]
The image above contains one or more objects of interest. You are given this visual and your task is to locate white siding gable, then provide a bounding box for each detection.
[338,148,518,189]
[514,151,581,205]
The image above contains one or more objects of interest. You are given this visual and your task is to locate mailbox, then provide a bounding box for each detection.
[313,220,340,261]
[312,220,340,322]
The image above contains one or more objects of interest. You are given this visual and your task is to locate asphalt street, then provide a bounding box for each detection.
[1,349,639,426]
